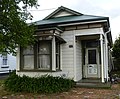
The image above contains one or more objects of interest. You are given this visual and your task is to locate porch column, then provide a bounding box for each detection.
[103,41,107,81]
[105,34,109,81]
[52,36,56,71]
[100,34,104,83]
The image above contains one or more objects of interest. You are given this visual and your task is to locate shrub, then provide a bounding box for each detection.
[4,71,75,93]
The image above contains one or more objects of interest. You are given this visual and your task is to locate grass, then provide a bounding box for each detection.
[111,71,120,76]
[0,79,120,98]
[0,79,4,86]
[0,71,120,98]
[0,79,13,96]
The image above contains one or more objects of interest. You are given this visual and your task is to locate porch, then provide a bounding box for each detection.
[75,33,109,83]
[75,78,111,88]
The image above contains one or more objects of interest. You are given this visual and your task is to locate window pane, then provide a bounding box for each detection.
[2,54,7,65]
[38,41,51,69]
[23,46,34,70]
[56,43,60,69]
[3,59,7,65]
[23,46,34,54]
[24,55,34,69]
[39,42,50,54]
[86,41,99,48]
[56,54,59,69]
[88,50,96,64]
[38,55,50,69]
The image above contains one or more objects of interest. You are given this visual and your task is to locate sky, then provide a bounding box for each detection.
[28,0,120,42]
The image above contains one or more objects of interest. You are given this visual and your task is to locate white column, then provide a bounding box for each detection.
[105,34,109,81]
[52,36,56,71]
[103,42,107,81]
[100,34,104,83]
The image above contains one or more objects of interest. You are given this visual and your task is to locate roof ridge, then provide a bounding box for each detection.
[43,6,83,20]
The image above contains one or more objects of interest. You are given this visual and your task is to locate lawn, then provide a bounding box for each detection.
[0,79,11,96]
[0,79,120,99]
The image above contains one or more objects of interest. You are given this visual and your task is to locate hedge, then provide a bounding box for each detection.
[4,71,75,93]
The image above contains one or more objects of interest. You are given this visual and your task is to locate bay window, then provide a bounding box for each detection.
[20,38,61,71]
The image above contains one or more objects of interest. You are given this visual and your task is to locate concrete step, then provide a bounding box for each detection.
[75,82,111,89]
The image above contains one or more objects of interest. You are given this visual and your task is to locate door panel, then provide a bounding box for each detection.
[88,65,97,74]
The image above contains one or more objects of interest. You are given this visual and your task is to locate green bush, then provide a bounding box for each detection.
[4,71,75,93]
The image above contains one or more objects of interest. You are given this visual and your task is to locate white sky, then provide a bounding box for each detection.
[28,0,120,42]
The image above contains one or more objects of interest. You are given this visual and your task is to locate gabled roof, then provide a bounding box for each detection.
[34,6,109,26]
[35,14,109,26]
[43,6,83,20]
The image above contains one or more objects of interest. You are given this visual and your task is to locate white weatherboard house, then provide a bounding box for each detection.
[0,54,16,73]
[16,6,113,83]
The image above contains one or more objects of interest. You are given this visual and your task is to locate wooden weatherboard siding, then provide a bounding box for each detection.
[61,30,74,79]
[76,40,82,81]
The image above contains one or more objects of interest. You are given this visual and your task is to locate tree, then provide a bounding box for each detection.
[112,35,120,70]
[0,0,39,54]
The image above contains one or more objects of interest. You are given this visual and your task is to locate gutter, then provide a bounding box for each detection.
[58,20,108,27]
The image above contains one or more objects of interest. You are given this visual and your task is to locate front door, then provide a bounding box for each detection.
[85,48,99,78]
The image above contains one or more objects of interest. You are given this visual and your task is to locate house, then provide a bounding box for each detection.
[16,6,113,83]
[0,54,16,73]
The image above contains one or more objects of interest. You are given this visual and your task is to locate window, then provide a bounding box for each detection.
[88,49,96,64]
[86,40,99,48]
[56,42,60,69]
[2,54,7,65]
[38,41,51,69]
[23,46,34,70]
[21,39,61,71]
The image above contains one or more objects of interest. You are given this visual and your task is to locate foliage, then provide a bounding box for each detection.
[112,35,120,70]
[0,0,39,54]
[112,36,120,59]
[4,71,75,93]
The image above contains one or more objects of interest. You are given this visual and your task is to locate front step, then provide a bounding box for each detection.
[75,82,111,89]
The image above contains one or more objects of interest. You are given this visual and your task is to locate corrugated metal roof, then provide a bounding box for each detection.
[34,15,108,26]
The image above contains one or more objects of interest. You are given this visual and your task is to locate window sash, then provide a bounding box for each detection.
[23,55,34,69]
[3,59,7,65]
[56,42,60,69]
[22,46,34,70]
[38,55,50,69]
[21,39,61,71]
[37,41,51,70]
[2,54,7,65]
